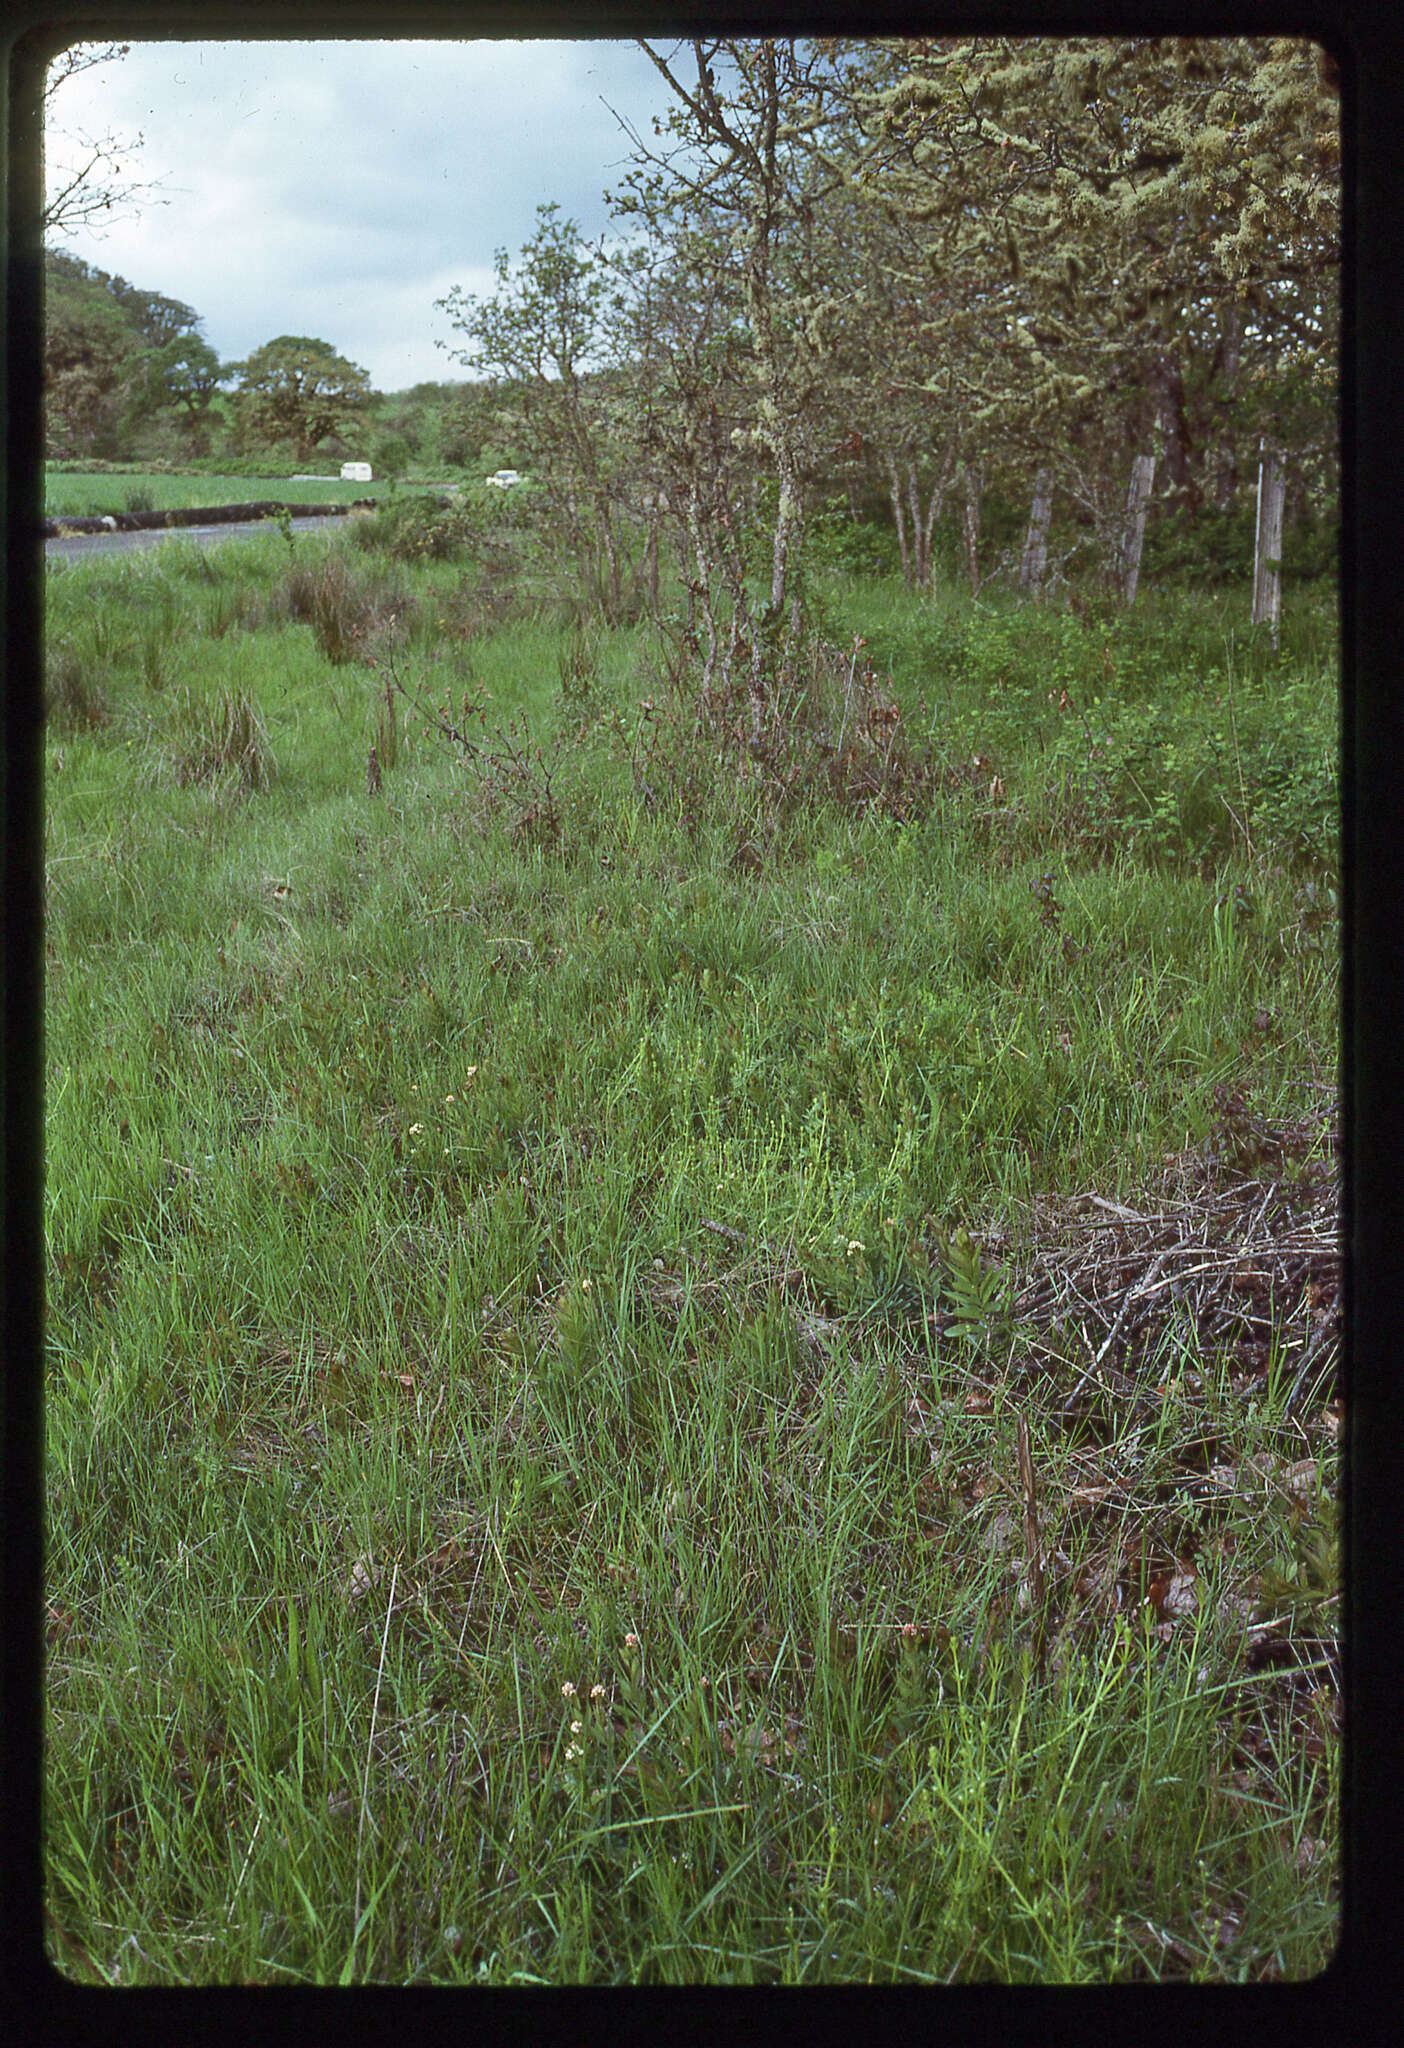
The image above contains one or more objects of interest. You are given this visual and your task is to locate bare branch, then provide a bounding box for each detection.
[43,41,166,239]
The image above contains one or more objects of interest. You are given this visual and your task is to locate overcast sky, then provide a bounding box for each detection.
[44,37,675,393]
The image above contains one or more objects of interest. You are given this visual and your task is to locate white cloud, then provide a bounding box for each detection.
[44,36,668,391]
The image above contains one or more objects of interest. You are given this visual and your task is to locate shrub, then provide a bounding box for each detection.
[350,494,476,564]
[45,645,109,735]
[628,624,940,839]
[274,554,414,664]
[166,684,277,792]
[1026,678,1338,872]
[1143,500,1339,588]
[183,456,301,480]
[806,500,902,580]
[430,571,528,642]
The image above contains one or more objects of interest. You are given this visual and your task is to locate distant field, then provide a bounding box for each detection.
[44,470,452,518]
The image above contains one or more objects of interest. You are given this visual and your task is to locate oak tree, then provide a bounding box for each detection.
[230,336,373,462]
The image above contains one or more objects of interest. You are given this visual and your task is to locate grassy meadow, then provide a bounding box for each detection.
[44,469,453,520]
[42,504,1341,1983]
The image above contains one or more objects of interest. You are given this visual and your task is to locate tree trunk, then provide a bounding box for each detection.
[1251,442,1286,649]
[686,481,720,697]
[770,468,801,618]
[1210,301,1244,512]
[1020,468,1054,594]
[917,488,936,588]
[961,461,983,596]
[761,461,804,694]
[887,459,912,585]
[1150,356,1197,512]
[1117,453,1157,604]
[916,471,946,591]
[909,467,926,588]
[645,516,660,617]
[597,504,624,624]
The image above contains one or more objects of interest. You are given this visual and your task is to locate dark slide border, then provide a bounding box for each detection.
[4,3,1398,2036]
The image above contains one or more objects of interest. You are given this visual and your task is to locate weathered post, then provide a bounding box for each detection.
[1252,440,1286,649]
[1118,452,1157,604]
[1020,468,1053,594]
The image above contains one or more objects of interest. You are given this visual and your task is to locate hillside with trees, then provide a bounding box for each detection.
[42,251,510,479]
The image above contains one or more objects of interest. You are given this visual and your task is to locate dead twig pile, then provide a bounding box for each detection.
[1006,1100,1340,1427]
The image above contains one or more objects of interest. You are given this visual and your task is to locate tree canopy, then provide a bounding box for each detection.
[43,253,143,458]
[41,33,1337,622]
[229,336,373,463]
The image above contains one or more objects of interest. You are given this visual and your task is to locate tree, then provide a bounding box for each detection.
[44,42,166,240]
[424,35,1339,643]
[610,39,851,698]
[603,194,766,664]
[230,337,373,462]
[371,430,413,481]
[813,34,1338,595]
[42,249,227,460]
[43,250,142,456]
[774,137,978,591]
[129,334,226,456]
[104,280,202,351]
[438,204,638,621]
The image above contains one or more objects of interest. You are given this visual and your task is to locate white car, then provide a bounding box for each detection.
[484,469,522,489]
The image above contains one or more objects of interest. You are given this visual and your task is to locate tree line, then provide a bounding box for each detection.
[43,243,541,479]
[45,35,1338,639]
[430,36,1336,658]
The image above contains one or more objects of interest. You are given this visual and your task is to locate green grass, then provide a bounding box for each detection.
[43,527,1341,1983]
[45,469,451,519]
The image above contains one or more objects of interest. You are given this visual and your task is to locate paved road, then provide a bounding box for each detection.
[44,511,358,563]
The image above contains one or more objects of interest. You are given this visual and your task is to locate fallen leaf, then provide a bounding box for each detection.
[1148,1564,1198,1621]
[1285,1458,1322,1501]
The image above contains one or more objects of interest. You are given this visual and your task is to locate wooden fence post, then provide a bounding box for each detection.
[1252,441,1286,649]
[1118,452,1157,604]
[1020,468,1053,593]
